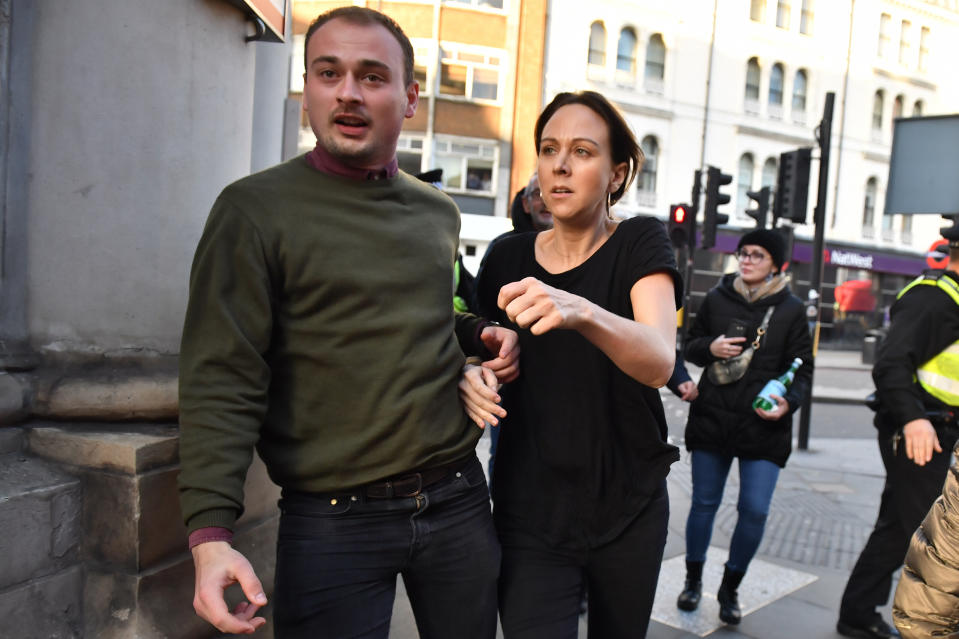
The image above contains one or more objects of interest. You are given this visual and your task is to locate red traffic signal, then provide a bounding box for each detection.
[668,203,693,248]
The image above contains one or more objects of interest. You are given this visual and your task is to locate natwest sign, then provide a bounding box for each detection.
[824,248,874,270]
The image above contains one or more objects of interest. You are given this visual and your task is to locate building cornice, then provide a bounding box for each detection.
[735,124,816,146]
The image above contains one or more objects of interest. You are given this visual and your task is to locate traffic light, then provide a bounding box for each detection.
[668,203,693,249]
[703,166,731,249]
[775,148,812,224]
[745,186,771,228]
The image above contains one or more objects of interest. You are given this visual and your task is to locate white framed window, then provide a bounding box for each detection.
[776,0,791,29]
[878,14,891,59]
[638,136,658,197]
[891,94,903,130]
[768,63,784,119]
[439,44,504,103]
[433,136,498,195]
[899,20,912,66]
[751,0,765,22]
[872,90,884,132]
[913,99,924,117]
[919,27,930,71]
[800,0,814,34]
[589,21,607,67]
[863,177,877,236]
[617,28,637,74]
[762,157,778,189]
[745,57,761,111]
[396,135,425,176]
[411,41,432,93]
[645,34,666,88]
[792,69,807,122]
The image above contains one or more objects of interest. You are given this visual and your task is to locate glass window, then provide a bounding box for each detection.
[745,57,761,101]
[645,34,666,81]
[396,135,424,176]
[792,69,807,113]
[872,90,884,131]
[899,20,912,66]
[878,13,891,58]
[617,28,637,73]
[751,0,765,22]
[769,63,784,106]
[892,94,903,130]
[919,27,930,71]
[762,157,778,188]
[800,0,813,34]
[589,22,606,66]
[863,177,877,228]
[413,44,430,92]
[439,45,503,102]
[434,136,497,194]
[776,0,791,29]
[737,153,755,215]
[638,136,658,193]
[913,100,923,116]
[901,213,913,240]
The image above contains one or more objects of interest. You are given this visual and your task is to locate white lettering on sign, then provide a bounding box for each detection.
[829,250,873,269]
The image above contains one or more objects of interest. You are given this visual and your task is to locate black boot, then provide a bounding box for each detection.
[676,560,704,611]
[717,565,745,625]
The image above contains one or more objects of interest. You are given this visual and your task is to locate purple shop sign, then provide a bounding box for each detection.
[708,233,926,276]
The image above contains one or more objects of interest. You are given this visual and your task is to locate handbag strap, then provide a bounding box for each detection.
[751,306,776,350]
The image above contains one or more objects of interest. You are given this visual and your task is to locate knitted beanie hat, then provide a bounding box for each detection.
[738,229,786,270]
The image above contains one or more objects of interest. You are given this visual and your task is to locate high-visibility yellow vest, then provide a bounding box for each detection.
[898,273,959,406]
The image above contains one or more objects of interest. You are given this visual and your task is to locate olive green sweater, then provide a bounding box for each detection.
[178,157,483,533]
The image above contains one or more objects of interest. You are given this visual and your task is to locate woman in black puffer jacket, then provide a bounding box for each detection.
[675,229,813,626]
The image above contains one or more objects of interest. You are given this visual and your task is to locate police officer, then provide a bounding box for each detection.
[838,228,959,639]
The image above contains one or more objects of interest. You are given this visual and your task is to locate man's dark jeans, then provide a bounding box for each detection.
[273,455,500,638]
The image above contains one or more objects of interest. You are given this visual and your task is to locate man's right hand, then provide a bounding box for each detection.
[902,418,942,466]
[192,540,268,634]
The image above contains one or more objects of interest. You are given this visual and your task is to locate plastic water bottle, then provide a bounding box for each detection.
[753,358,803,411]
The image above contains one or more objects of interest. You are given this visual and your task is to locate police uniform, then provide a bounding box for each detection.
[839,268,959,637]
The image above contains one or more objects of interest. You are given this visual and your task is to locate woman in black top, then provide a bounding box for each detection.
[676,229,813,626]
[466,91,682,638]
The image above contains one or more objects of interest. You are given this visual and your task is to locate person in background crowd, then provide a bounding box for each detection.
[667,351,699,402]
[466,90,681,638]
[838,230,959,639]
[677,229,813,627]
[177,7,518,637]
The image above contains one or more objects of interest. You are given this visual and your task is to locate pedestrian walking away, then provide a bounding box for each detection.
[469,90,682,639]
[838,225,959,639]
[676,228,813,626]
[177,7,519,638]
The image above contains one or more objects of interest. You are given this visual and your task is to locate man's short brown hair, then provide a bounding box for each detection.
[303,7,415,86]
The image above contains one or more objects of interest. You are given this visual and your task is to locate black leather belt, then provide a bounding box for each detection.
[364,457,467,499]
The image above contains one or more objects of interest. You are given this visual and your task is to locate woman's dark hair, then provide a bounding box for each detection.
[304,7,415,87]
[534,91,643,206]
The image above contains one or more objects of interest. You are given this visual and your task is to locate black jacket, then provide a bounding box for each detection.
[684,272,813,467]
[873,269,959,436]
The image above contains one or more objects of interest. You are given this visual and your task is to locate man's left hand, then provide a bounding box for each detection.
[480,325,520,383]
[902,418,942,466]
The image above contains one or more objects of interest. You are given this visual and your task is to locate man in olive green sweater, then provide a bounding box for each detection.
[178,7,517,637]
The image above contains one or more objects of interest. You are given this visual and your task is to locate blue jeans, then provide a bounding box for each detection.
[273,455,500,639]
[684,450,780,572]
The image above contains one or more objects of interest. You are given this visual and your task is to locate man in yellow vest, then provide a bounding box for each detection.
[838,230,959,639]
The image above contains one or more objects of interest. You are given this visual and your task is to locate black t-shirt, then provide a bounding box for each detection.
[477,216,682,548]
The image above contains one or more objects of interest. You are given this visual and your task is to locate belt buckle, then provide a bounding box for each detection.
[401,473,424,498]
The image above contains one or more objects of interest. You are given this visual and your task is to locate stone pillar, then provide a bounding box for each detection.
[25,424,280,639]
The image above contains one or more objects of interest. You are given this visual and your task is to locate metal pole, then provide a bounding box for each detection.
[797,92,834,450]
